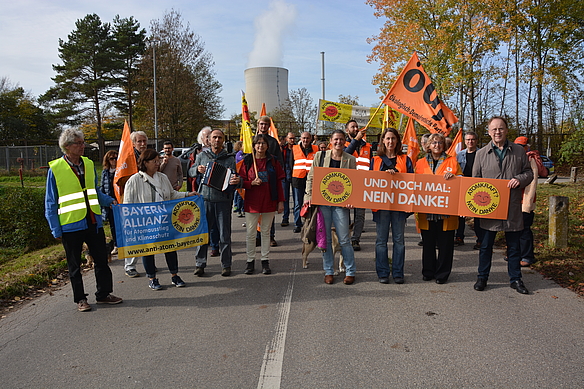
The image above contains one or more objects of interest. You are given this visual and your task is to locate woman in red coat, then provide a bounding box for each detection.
[239,134,285,275]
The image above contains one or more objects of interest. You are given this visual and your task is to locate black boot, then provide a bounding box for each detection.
[261,260,271,275]
[244,260,255,275]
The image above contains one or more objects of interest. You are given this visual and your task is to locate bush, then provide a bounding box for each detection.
[0,186,54,251]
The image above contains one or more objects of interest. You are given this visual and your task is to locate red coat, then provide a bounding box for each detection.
[238,156,285,213]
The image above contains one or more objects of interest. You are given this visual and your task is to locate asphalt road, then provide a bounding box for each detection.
[1,210,583,388]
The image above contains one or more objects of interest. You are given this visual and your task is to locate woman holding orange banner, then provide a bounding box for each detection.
[371,128,414,284]
[415,133,462,284]
[304,130,357,285]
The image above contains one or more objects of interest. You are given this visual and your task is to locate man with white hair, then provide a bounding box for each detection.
[124,130,148,278]
[45,129,123,311]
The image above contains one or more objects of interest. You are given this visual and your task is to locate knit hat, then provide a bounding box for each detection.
[514,136,528,145]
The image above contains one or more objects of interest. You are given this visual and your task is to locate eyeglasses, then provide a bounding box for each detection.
[431,141,444,145]
[72,141,84,146]
[109,157,118,160]
[489,128,506,133]
[255,142,267,146]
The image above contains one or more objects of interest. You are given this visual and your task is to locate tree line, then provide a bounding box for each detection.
[366,0,584,158]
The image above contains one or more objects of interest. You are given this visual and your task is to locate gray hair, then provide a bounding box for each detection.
[59,129,84,154]
[130,130,148,143]
[197,126,212,144]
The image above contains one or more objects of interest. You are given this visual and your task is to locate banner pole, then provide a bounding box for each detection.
[362,100,385,131]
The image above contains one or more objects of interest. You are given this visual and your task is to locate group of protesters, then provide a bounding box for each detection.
[45,115,539,312]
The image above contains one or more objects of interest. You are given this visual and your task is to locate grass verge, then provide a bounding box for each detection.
[531,180,584,296]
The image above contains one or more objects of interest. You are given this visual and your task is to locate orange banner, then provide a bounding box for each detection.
[383,52,457,136]
[310,168,510,219]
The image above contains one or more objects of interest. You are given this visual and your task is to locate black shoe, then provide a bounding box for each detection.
[423,276,434,281]
[436,279,447,284]
[418,241,423,246]
[261,260,271,275]
[473,242,481,250]
[511,280,529,294]
[393,277,404,284]
[244,261,255,275]
[293,227,301,233]
[221,267,231,277]
[270,238,278,247]
[378,277,390,284]
[281,221,289,227]
[351,240,361,251]
[474,277,487,291]
[194,267,205,277]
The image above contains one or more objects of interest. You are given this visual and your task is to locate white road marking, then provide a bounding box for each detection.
[257,262,296,389]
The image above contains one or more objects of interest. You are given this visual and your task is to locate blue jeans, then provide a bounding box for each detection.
[143,251,178,279]
[478,229,522,282]
[374,210,406,279]
[520,212,536,264]
[195,201,233,268]
[292,186,305,228]
[319,205,355,276]
[282,179,291,223]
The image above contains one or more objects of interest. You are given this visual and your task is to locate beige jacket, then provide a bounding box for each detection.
[522,158,538,213]
[304,150,357,203]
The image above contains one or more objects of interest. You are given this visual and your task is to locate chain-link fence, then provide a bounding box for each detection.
[0,145,63,171]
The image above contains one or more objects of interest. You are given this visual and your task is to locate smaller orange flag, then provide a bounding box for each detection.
[403,117,420,164]
[113,120,138,203]
[447,128,463,157]
[260,103,267,117]
[268,117,279,140]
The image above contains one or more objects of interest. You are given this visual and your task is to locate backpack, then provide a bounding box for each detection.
[526,150,548,178]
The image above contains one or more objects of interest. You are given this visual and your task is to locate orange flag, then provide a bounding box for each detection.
[403,117,420,164]
[383,52,457,136]
[113,120,138,203]
[447,128,463,157]
[260,103,267,117]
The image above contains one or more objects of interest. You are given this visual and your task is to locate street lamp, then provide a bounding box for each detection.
[153,41,159,151]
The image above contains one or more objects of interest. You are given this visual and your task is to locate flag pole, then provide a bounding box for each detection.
[362,100,385,131]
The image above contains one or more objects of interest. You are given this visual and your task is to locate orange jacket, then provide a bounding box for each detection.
[415,155,461,231]
[292,144,319,179]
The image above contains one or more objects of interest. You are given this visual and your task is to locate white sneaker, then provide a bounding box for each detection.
[111,246,118,255]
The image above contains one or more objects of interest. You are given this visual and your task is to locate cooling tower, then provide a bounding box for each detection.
[244,67,289,116]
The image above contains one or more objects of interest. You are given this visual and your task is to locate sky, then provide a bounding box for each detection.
[0,0,386,119]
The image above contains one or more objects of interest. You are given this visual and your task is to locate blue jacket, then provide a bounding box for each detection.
[45,157,115,238]
[456,147,480,173]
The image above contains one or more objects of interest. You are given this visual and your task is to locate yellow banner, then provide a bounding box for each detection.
[318,99,396,129]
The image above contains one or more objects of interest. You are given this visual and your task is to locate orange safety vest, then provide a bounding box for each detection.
[292,144,319,179]
[372,154,409,173]
[414,155,461,231]
[345,140,371,170]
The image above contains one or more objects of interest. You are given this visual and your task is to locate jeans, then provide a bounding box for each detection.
[421,220,455,282]
[210,226,220,251]
[246,212,275,262]
[374,210,406,279]
[61,227,113,302]
[143,251,178,278]
[195,201,233,268]
[319,205,356,276]
[292,184,306,228]
[233,191,244,213]
[478,229,522,282]
[281,179,291,223]
[520,212,536,264]
[351,208,365,242]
